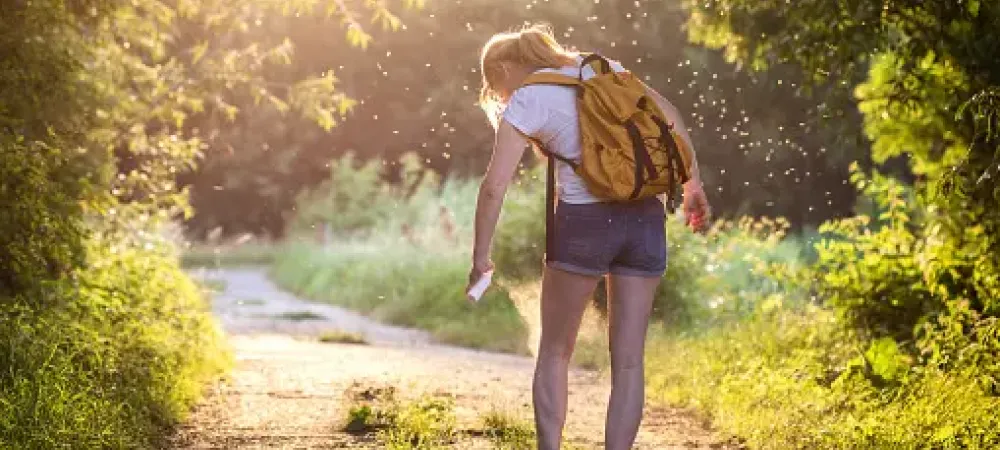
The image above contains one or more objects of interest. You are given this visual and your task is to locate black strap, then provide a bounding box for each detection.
[633,97,660,181]
[531,138,578,169]
[625,120,653,200]
[579,53,612,81]
[530,138,572,264]
[545,153,555,263]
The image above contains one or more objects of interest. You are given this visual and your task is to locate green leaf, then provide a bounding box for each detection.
[864,337,909,382]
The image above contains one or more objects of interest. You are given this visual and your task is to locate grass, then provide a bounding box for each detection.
[0,244,231,449]
[272,240,529,354]
[481,408,535,449]
[342,384,546,450]
[319,330,369,345]
[181,242,277,268]
[198,278,228,293]
[645,307,1000,449]
[343,385,457,449]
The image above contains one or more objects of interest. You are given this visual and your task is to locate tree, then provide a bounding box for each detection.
[183,0,870,238]
[684,0,1000,372]
[0,0,412,299]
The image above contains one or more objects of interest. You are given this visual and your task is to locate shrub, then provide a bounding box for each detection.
[805,166,999,391]
[290,152,446,238]
[0,240,230,449]
[647,308,1000,449]
[0,138,95,300]
[277,153,526,353]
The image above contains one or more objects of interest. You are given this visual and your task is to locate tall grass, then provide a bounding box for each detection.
[180,241,277,268]
[273,157,534,353]
[646,308,1000,449]
[0,242,230,449]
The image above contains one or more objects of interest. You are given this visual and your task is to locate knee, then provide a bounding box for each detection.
[538,339,575,364]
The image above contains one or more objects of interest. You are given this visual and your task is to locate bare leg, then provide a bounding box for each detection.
[604,275,659,450]
[534,266,601,450]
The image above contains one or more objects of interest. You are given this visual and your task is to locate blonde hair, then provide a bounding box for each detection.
[478,24,578,127]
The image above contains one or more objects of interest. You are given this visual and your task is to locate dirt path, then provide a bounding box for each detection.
[169,267,733,449]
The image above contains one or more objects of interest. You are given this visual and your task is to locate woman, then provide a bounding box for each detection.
[468,25,711,450]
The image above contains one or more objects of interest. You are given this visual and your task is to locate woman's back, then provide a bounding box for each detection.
[502,55,626,205]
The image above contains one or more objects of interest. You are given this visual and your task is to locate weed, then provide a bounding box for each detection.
[481,408,534,449]
[319,330,369,345]
[342,384,456,450]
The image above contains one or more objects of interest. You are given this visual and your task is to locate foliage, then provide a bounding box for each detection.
[492,165,547,281]
[344,387,457,450]
[0,140,93,299]
[0,241,229,449]
[481,408,535,450]
[276,153,528,351]
[380,396,457,450]
[807,166,934,340]
[290,152,442,237]
[2,0,406,446]
[685,0,1000,398]
[647,308,1000,449]
[184,0,867,238]
[0,0,112,297]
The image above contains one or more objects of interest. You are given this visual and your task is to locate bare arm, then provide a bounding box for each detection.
[471,120,528,275]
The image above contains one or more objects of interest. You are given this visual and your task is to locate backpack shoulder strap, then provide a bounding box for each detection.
[579,53,613,76]
[521,72,580,87]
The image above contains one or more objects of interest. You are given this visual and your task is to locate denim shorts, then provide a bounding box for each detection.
[546,197,667,278]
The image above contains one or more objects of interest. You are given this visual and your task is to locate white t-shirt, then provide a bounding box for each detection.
[502,55,627,204]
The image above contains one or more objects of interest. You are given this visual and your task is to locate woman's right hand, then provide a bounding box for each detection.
[466,258,495,300]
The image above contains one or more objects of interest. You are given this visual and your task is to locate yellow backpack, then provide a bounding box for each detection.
[522,53,695,206]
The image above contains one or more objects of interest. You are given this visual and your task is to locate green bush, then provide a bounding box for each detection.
[290,152,452,238]
[802,167,999,393]
[648,308,1000,449]
[0,114,98,301]
[277,154,526,353]
[645,166,1000,448]
[807,166,935,341]
[0,241,230,449]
